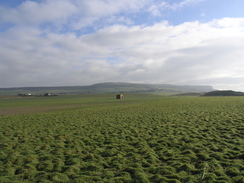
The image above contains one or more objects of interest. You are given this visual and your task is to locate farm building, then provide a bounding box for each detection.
[116,94,124,99]
[17,93,32,96]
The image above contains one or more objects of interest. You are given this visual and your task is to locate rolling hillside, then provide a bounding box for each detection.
[202,90,244,96]
[0,82,214,96]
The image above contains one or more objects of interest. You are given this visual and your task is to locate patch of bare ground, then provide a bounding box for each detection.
[0,96,24,99]
[0,105,78,116]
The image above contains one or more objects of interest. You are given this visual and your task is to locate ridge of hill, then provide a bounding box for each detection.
[202,90,244,96]
[0,82,214,96]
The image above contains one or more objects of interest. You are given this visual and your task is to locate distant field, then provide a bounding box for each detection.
[0,94,161,115]
[0,94,243,182]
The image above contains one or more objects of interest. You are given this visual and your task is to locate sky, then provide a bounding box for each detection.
[1,0,244,91]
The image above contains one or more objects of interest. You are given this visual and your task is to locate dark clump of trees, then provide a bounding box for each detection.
[203,90,244,96]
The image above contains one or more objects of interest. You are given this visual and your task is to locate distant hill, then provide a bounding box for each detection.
[88,83,214,94]
[0,82,214,96]
[203,90,244,96]
[172,92,206,97]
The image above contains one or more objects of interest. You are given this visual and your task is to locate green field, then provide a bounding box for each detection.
[0,94,243,182]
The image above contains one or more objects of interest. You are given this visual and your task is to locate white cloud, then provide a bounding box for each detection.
[1,0,244,90]
[1,17,244,89]
[0,0,147,31]
[148,0,206,16]
[0,0,205,31]
[174,0,205,9]
[106,16,134,25]
[0,0,77,26]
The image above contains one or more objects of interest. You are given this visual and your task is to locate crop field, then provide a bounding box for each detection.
[0,94,243,182]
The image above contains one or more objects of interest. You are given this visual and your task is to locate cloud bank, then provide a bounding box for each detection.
[1,0,244,91]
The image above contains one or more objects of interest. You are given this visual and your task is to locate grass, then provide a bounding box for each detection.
[0,94,243,182]
[0,93,163,115]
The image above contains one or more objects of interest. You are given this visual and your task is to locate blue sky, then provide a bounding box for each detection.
[1,0,244,91]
